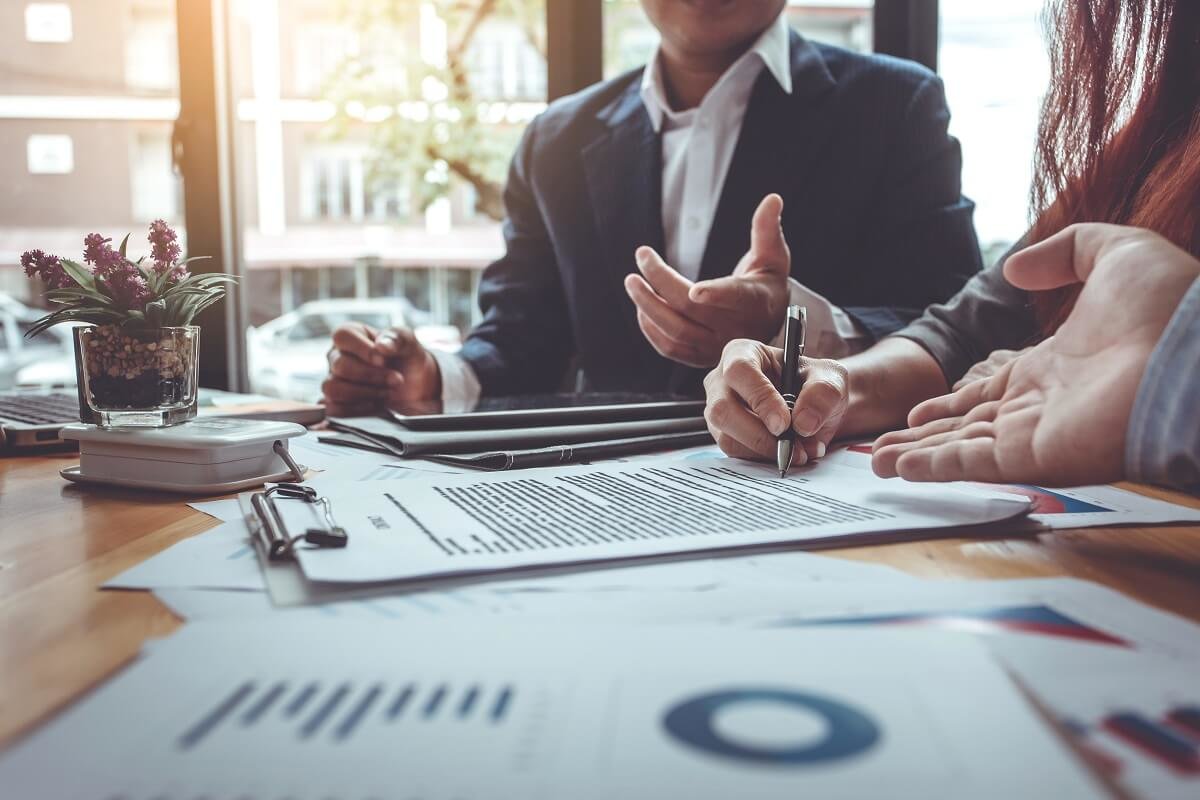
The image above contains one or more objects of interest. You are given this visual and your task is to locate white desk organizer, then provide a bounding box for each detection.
[60,418,308,494]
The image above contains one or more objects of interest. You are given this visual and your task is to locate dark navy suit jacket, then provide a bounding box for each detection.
[459,32,983,397]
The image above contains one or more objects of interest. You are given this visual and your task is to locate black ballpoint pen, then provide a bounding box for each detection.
[776,305,807,477]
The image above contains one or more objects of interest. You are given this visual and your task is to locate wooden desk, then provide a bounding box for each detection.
[2,449,1200,752]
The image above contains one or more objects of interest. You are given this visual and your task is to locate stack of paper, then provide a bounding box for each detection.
[0,623,1104,799]
[75,443,1200,799]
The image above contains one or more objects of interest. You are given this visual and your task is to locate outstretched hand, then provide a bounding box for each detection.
[624,193,791,367]
[872,224,1200,486]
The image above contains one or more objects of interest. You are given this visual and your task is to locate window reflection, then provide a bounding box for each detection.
[232,0,547,399]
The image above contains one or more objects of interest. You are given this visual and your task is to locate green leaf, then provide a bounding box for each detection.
[144,299,167,328]
[120,311,147,330]
[118,233,131,259]
[24,307,124,338]
[59,258,96,290]
[188,294,226,320]
[45,287,115,306]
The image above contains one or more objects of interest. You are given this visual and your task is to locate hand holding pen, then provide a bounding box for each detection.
[701,321,850,471]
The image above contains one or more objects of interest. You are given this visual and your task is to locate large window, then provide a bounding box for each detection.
[227,0,547,400]
[940,0,1049,264]
[0,0,184,389]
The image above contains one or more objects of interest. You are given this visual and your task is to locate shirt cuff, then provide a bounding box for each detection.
[1125,277,1200,491]
[769,278,870,357]
[429,349,482,414]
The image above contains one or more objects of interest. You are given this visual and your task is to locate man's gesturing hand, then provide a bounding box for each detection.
[624,193,791,367]
[872,224,1200,486]
[322,323,443,417]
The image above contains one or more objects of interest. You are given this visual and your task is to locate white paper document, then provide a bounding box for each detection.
[188,497,243,523]
[153,550,915,621]
[0,622,1102,799]
[713,577,1200,662]
[1002,647,1200,800]
[104,521,264,592]
[275,457,1030,585]
[825,445,1200,529]
[153,586,530,622]
[287,431,399,472]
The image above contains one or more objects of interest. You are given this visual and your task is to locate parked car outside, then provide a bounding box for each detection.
[0,295,77,390]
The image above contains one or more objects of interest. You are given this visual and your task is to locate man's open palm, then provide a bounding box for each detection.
[872,224,1200,486]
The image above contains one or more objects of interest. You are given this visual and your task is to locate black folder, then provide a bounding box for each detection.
[326,414,709,458]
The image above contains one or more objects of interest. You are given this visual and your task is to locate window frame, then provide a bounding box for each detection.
[176,0,938,390]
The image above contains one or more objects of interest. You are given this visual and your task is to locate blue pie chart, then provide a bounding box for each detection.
[661,688,881,765]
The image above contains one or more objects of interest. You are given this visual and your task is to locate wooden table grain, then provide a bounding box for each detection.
[2,449,1199,753]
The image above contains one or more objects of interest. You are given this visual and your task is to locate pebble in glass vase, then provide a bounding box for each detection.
[74,324,199,427]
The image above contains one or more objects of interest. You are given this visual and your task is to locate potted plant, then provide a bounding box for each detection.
[21,221,235,427]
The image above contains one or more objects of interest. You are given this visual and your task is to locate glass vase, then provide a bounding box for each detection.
[73,325,199,428]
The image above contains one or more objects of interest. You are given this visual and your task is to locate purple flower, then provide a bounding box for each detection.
[20,249,72,289]
[83,233,123,273]
[85,233,149,310]
[148,219,183,278]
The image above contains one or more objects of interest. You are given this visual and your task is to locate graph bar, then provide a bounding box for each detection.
[334,685,383,742]
[1167,707,1200,739]
[285,683,320,718]
[423,685,448,719]
[491,686,514,723]
[178,682,257,750]
[300,684,352,740]
[241,682,288,726]
[388,685,415,720]
[1103,712,1200,773]
[1060,718,1124,778]
[458,686,481,719]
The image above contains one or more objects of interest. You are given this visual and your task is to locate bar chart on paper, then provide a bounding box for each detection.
[1062,703,1200,798]
[1018,658,1200,800]
[177,680,518,750]
[0,667,550,800]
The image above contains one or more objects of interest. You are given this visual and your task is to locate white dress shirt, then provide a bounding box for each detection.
[434,12,865,411]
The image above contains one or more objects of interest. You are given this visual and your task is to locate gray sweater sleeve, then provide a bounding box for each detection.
[1125,277,1200,493]
[889,246,1039,385]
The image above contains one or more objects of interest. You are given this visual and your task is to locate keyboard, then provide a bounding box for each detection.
[0,392,79,425]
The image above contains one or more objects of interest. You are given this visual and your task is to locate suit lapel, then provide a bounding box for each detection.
[696,31,838,285]
[581,79,668,385]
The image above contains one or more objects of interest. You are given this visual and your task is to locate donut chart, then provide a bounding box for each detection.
[661,688,881,765]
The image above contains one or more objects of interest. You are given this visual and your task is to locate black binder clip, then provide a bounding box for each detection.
[250,482,348,561]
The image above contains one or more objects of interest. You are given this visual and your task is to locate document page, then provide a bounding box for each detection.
[1001,647,1200,800]
[277,458,1030,584]
[0,622,1102,800]
[824,444,1200,529]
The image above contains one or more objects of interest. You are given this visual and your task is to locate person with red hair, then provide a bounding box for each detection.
[703,0,1200,490]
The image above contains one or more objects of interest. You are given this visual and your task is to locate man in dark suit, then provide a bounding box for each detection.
[322,0,981,415]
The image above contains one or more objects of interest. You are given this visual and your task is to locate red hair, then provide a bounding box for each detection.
[1029,0,1200,328]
